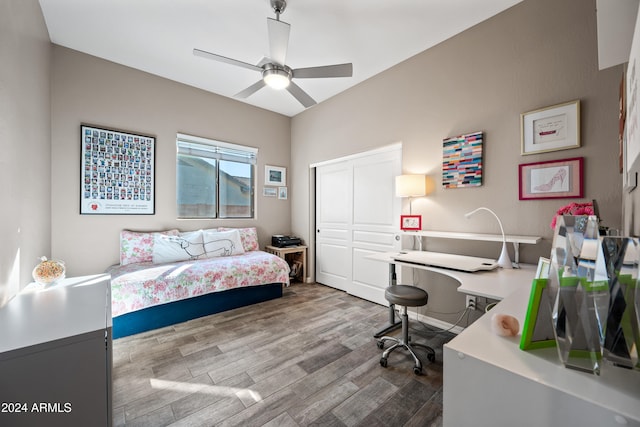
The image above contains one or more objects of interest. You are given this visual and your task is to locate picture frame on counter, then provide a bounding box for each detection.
[400,215,422,231]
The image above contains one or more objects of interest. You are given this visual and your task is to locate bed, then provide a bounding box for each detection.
[107,227,290,338]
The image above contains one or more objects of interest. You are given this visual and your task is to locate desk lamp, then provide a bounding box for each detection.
[464,207,512,269]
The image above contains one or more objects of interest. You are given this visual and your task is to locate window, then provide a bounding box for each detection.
[176,134,256,219]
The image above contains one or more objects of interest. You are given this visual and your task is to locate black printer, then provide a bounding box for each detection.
[271,235,302,247]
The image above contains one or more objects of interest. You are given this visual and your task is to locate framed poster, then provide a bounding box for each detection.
[400,215,422,231]
[80,124,155,215]
[518,157,583,200]
[265,165,286,186]
[521,100,580,155]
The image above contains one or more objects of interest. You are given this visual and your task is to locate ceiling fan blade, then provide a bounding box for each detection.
[292,63,353,79]
[267,17,290,66]
[193,48,262,72]
[286,81,316,108]
[234,80,267,99]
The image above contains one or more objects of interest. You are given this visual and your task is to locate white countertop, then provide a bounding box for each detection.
[445,284,640,422]
[367,251,536,300]
[0,274,111,354]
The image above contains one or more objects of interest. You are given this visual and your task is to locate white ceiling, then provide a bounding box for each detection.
[38,0,522,117]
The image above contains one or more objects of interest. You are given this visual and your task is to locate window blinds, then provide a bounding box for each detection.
[176,133,257,164]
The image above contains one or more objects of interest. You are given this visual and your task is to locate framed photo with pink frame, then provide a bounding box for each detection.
[518,157,583,200]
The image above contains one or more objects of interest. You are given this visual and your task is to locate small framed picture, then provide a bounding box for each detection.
[521,100,580,155]
[535,257,550,279]
[278,186,288,200]
[400,215,422,231]
[520,256,555,351]
[518,157,583,200]
[265,165,286,186]
[263,187,277,197]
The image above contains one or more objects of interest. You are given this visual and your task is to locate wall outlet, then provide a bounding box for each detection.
[466,295,477,310]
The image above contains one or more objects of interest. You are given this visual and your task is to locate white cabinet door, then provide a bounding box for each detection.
[315,146,401,304]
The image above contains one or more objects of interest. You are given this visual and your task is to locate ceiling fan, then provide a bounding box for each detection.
[193,0,353,108]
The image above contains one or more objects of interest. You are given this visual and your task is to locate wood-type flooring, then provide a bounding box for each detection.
[112,282,455,426]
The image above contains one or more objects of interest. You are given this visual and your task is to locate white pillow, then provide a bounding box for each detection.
[152,230,204,264]
[202,229,245,258]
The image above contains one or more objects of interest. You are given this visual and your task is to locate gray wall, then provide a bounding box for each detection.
[50,46,292,276]
[290,0,623,323]
[0,0,51,304]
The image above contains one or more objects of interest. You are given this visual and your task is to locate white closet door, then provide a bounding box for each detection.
[315,161,352,292]
[315,146,401,304]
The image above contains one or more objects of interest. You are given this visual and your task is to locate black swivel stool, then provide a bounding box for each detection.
[377,284,436,375]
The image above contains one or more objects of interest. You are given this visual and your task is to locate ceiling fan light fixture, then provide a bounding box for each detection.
[262,66,291,90]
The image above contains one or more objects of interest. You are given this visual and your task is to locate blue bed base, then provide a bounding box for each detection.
[112,283,283,339]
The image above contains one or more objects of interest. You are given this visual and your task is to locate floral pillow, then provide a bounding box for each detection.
[218,227,259,252]
[119,229,179,265]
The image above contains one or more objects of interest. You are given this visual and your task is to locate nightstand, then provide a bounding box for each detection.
[265,245,307,283]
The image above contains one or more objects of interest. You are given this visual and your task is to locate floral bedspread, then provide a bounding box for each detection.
[107,250,290,317]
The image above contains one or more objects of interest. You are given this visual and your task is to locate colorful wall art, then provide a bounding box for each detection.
[442,131,483,188]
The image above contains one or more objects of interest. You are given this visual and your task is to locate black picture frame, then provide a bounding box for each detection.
[80,124,155,215]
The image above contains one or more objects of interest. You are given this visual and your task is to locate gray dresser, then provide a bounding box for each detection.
[0,274,112,427]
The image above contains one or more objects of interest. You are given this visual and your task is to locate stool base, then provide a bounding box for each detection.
[377,308,436,375]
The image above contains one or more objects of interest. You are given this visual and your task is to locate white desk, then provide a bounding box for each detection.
[367,251,536,300]
[443,285,640,426]
[367,251,536,338]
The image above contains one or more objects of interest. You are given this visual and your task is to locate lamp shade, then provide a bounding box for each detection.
[395,174,426,197]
